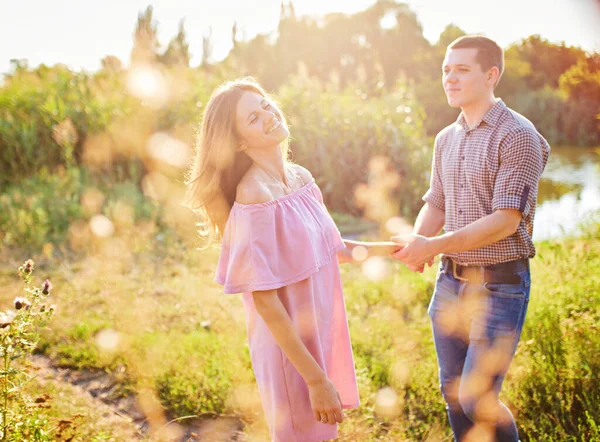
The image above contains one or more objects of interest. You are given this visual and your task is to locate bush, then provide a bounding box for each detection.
[279,75,431,219]
[0,66,134,188]
[0,165,162,250]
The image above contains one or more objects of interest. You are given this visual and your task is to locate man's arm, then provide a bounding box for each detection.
[430,208,521,254]
[392,208,521,267]
[413,202,445,237]
[398,202,445,271]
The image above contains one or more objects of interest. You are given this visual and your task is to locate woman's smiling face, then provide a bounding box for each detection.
[235,91,289,152]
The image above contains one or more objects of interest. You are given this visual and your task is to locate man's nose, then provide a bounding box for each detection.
[445,72,458,83]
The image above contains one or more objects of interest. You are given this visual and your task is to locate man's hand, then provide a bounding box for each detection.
[391,234,438,272]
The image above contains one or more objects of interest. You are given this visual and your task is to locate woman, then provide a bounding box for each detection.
[184,78,399,442]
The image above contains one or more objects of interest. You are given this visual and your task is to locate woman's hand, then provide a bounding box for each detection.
[307,378,344,425]
[251,291,345,425]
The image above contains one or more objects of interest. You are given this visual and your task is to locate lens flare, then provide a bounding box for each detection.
[385,216,413,235]
[351,245,369,261]
[90,215,115,238]
[362,256,390,281]
[95,328,121,352]
[126,65,168,108]
[375,387,400,418]
[147,132,190,168]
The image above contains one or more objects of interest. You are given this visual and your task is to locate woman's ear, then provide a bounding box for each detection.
[236,142,247,152]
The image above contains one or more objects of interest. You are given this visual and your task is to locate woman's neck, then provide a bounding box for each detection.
[245,146,288,185]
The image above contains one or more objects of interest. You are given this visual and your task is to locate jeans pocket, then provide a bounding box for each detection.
[470,284,527,340]
[482,282,526,299]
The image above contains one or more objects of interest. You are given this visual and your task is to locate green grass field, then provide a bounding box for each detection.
[1,218,598,441]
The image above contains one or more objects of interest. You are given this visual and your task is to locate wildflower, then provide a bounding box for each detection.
[14,297,31,310]
[42,279,53,295]
[18,259,35,276]
[0,311,17,328]
[24,259,34,271]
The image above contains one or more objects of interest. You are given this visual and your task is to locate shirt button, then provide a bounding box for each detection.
[461,156,465,160]
[458,209,463,215]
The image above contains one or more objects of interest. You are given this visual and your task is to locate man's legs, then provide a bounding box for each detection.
[458,269,531,442]
[430,266,530,442]
[429,270,474,440]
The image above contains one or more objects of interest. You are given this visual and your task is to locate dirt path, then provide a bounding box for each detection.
[30,355,246,441]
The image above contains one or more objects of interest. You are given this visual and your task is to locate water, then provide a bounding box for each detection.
[534,146,600,240]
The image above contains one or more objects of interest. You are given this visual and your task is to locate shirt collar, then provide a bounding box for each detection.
[456,98,506,131]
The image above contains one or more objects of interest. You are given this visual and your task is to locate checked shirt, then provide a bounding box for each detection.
[423,98,551,266]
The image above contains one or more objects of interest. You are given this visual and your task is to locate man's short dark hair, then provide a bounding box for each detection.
[448,35,505,87]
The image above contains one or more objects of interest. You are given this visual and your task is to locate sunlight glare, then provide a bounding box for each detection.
[375,386,400,418]
[95,328,121,352]
[90,214,115,238]
[351,245,369,261]
[147,132,190,168]
[362,256,391,281]
[126,65,168,108]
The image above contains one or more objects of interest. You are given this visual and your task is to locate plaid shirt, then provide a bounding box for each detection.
[423,99,551,266]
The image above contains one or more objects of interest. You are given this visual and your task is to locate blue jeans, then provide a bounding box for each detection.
[428,261,530,442]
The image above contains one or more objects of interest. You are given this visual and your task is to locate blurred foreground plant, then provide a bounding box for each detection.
[0,259,55,441]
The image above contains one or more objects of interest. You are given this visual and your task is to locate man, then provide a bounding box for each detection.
[391,36,550,441]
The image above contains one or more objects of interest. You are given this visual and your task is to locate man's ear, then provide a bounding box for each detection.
[487,66,500,86]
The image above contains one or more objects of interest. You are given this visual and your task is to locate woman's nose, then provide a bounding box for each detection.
[263,110,277,122]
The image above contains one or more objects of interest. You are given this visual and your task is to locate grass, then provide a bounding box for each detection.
[21,373,141,441]
[0,221,598,441]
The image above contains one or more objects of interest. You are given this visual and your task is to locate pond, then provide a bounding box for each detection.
[534,146,600,240]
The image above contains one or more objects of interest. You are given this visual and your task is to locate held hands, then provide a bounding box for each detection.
[307,377,344,425]
[390,234,436,273]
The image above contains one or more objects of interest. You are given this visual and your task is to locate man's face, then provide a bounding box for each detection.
[442,48,493,108]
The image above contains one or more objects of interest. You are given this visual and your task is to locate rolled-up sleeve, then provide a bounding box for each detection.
[492,128,546,217]
[423,134,445,211]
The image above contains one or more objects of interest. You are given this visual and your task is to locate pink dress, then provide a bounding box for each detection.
[215,179,360,442]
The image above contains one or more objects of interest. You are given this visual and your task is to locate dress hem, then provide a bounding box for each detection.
[217,242,346,294]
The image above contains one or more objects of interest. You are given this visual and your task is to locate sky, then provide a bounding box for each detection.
[0,0,599,74]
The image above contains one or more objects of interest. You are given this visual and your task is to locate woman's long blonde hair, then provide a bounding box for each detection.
[183,78,290,242]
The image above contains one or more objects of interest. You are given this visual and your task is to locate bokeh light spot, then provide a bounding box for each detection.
[90,215,115,238]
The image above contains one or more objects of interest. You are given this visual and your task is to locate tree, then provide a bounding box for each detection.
[231,21,238,49]
[437,23,467,49]
[496,45,532,98]
[131,5,160,65]
[511,35,586,89]
[201,27,213,68]
[160,19,191,67]
[559,54,600,102]
[370,2,430,84]
[100,55,123,73]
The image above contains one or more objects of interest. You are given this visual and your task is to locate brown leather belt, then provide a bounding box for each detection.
[441,257,528,285]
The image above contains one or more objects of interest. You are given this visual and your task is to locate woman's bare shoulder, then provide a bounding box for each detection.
[289,163,314,184]
[235,177,272,205]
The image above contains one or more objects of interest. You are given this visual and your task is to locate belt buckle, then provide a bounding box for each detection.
[451,260,468,282]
